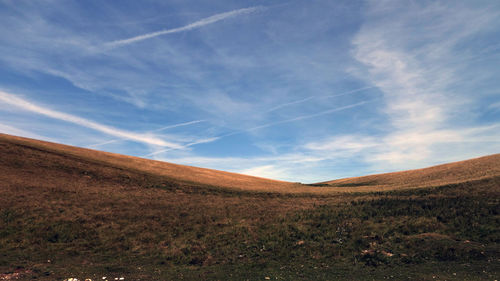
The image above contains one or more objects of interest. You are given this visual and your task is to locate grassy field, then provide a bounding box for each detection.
[321,154,500,191]
[0,134,499,280]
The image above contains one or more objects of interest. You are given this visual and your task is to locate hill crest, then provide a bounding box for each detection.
[1,133,499,193]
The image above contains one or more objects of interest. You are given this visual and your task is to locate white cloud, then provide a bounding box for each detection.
[0,122,49,141]
[305,135,378,152]
[153,149,359,183]
[351,0,498,131]
[0,90,184,149]
[1,1,497,184]
[239,165,289,180]
[106,6,265,48]
[144,100,374,157]
[301,125,500,172]
[88,119,205,148]
[343,0,500,169]
[265,86,374,113]
[143,136,221,157]
[189,91,256,121]
[372,130,465,164]
[247,100,374,131]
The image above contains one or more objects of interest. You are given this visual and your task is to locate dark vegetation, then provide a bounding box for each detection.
[0,135,499,280]
[309,181,377,187]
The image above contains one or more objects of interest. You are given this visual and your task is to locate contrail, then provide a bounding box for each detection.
[321,86,375,99]
[144,100,375,157]
[106,6,264,48]
[250,100,374,131]
[152,120,205,132]
[0,90,184,149]
[143,136,220,157]
[266,96,314,113]
[266,86,375,113]
[89,120,205,148]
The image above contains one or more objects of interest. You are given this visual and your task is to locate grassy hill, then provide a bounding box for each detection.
[0,133,297,193]
[317,154,500,191]
[0,133,499,280]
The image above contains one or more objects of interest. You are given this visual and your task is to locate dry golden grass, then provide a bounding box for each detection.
[1,133,499,193]
[0,134,333,279]
[0,133,301,192]
[320,153,500,192]
[1,133,499,280]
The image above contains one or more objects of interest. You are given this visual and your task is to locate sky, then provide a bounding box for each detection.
[0,0,499,183]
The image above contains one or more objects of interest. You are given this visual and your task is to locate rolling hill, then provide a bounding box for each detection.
[0,133,297,193]
[316,154,500,191]
[0,133,499,280]
[1,133,498,193]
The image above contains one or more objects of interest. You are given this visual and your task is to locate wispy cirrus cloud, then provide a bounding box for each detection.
[265,86,375,113]
[145,100,374,157]
[248,99,375,131]
[302,124,500,173]
[0,122,50,141]
[304,135,379,152]
[156,152,333,183]
[106,6,265,48]
[0,90,184,149]
[88,119,205,148]
[343,0,500,166]
[1,1,498,183]
[239,165,290,180]
[144,136,221,157]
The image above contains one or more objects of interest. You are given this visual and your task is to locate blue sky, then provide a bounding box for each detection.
[0,0,499,183]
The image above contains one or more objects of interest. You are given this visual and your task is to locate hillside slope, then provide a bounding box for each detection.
[1,133,499,193]
[0,133,499,280]
[0,133,298,193]
[317,154,500,191]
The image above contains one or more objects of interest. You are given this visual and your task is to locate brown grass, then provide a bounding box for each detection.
[1,133,499,280]
[0,133,337,279]
[0,133,301,192]
[2,133,498,194]
[318,153,500,192]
